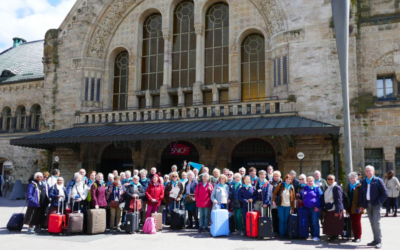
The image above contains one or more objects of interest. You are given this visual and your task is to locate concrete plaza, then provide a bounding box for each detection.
[0,197,398,250]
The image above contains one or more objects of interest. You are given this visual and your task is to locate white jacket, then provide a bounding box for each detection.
[67,181,89,205]
[385,177,400,198]
[47,176,58,187]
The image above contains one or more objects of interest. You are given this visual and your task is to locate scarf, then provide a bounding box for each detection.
[132,182,142,187]
[349,181,359,191]
[88,179,95,186]
[324,182,337,211]
[56,184,65,200]
[234,182,241,189]
[202,181,208,188]
[258,179,266,188]
[219,183,227,188]
[106,180,112,186]
[300,183,306,188]
[180,178,188,183]
[141,177,148,182]
[243,183,252,188]
[365,176,375,185]
[283,182,292,190]
[315,178,321,183]
[172,180,178,187]
[251,176,258,182]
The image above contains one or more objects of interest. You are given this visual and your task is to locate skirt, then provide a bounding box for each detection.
[24,206,46,227]
[323,210,344,236]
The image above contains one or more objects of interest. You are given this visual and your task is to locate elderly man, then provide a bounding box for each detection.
[113,170,119,178]
[79,168,89,185]
[148,167,157,180]
[359,166,388,249]
[290,170,300,193]
[227,171,234,185]
[239,167,246,178]
[314,170,327,192]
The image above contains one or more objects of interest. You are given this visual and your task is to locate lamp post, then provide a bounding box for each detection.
[331,0,353,175]
[297,152,305,174]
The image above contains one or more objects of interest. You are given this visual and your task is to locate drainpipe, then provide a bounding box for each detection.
[334,137,339,182]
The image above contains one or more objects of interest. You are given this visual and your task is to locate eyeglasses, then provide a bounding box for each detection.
[299,179,304,181]
[327,179,334,181]
[228,174,233,176]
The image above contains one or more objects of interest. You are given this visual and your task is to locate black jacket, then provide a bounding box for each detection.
[358,177,388,208]
[124,184,145,211]
[292,178,300,193]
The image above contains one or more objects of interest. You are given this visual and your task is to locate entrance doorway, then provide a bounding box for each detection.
[100,144,133,174]
[231,139,276,172]
[160,141,199,175]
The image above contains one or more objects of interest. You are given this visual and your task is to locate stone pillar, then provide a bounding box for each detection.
[145,90,152,108]
[10,111,16,132]
[160,85,170,106]
[195,24,204,86]
[212,84,218,103]
[162,29,172,87]
[178,87,184,106]
[384,147,395,173]
[193,82,203,104]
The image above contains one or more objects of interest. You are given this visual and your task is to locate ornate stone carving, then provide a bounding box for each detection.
[376,53,394,67]
[270,29,306,48]
[250,0,287,34]
[71,58,105,69]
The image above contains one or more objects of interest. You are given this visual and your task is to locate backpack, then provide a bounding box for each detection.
[143,217,156,234]
[342,186,351,210]
[87,183,97,202]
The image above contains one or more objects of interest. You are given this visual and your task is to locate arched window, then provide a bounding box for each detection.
[31,104,41,131]
[141,13,164,90]
[172,0,196,88]
[113,51,129,110]
[2,107,12,131]
[17,106,26,130]
[205,2,229,85]
[241,34,265,101]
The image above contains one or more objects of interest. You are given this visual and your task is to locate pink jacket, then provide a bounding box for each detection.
[195,182,213,208]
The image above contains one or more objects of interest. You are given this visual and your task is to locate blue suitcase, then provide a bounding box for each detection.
[298,208,309,239]
[210,208,230,237]
[7,213,24,231]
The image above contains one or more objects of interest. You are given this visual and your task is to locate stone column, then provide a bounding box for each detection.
[10,111,16,132]
[162,28,172,88]
[384,147,396,173]
[0,114,3,131]
[195,24,204,85]
[25,111,31,132]
[229,43,240,101]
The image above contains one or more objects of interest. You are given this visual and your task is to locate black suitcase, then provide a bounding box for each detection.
[162,207,170,225]
[287,213,299,239]
[229,213,236,233]
[170,201,185,230]
[258,207,273,239]
[271,208,279,234]
[123,199,140,234]
[342,215,352,240]
[7,213,24,231]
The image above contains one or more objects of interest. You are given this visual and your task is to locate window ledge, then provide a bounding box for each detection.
[374,99,400,105]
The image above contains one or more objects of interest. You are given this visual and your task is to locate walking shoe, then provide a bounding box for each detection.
[352,238,361,243]
[394,213,397,217]
[241,231,245,236]
[198,227,203,233]
[367,241,377,246]
[312,237,320,242]
[27,228,34,234]
[375,243,382,249]
[116,227,121,232]
[232,230,239,234]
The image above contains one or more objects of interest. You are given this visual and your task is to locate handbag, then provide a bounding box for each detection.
[231,199,241,209]
[110,200,119,208]
[129,198,142,211]
[275,184,283,206]
[184,194,195,204]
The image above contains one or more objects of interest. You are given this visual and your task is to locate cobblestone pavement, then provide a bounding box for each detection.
[1,197,398,250]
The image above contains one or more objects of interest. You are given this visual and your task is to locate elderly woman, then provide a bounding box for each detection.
[211,174,230,209]
[322,175,344,242]
[106,173,114,187]
[163,174,170,187]
[195,173,213,232]
[193,168,199,180]
[183,171,198,228]
[384,170,400,217]
[296,174,307,208]
[249,167,259,186]
[211,168,221,186]
[24,172,49,234]
[299,176,323,242]
[314,170,328,192]
[107,176,125,232]
[346,172,362,243]
[171,165,178,174]
[229,173,243,235]
[239,175,258,237]
[139,169,150,223]
[91,173,107,209]
[124,175,145,211]
[88,171,96,186]
[123,171,132,186]
[180,171,188,186]
[67,173,89,214]
[46,177,66,228]
[165,172,184,220]
[120,172,126,183]
[148,167,157,180]
[145,174,164,218]
[42,171,50,185]
[239,167,246,179]
[254,170,269,216]
[270,170,282,235]
[227,171,234,186]
[272,174,295,239]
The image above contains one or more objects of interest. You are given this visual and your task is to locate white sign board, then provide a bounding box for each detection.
[297,152,305,160]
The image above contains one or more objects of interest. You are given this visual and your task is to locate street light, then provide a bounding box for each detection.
[331,0,353,175]
[297,152,305,174]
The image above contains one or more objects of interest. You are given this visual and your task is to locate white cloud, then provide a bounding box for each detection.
[0,0,76,52]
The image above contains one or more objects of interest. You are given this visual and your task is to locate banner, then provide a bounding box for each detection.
[170,143,191,155]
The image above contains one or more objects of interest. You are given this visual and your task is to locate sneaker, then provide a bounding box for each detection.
[367,241,377,246]
[116,227,121,232]
[355,239,361,243]
[375,243,382,249]
[198,228,203,233]
[241,231,245,236]
[27,228,34,234]
[313,237,320,242]
[232,231,239,234]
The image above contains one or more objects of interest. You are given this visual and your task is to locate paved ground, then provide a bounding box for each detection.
[0,196,398,250]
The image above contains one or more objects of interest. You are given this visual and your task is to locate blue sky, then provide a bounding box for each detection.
[0,0,76,52]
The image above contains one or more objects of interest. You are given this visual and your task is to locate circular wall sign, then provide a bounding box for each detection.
[297,152,305,160]
[54,156,60,162]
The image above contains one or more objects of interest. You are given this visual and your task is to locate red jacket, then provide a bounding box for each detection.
[195,182,213,208]
[91,180,108,208]
[145,183,164,206]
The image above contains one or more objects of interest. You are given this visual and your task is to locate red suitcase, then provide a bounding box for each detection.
[48,199,66,234]
[246,202,260,238]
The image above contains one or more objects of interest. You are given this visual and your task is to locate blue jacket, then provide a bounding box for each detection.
[49,184,67,207]
[139,178,150,201]
[300,185,323,209]
[238,185,258,208]
[184,180,198,195]
[358,177,388,207]
[66,178,75,198]
[321,185,344,214]
[262,184,272,206]
[254,179,269,202]
[229,182,242,202]
[27,181,49,208]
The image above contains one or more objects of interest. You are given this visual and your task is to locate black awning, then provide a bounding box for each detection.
[10,116,340,149]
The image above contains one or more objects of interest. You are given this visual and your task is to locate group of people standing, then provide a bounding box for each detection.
[21,162,399,249]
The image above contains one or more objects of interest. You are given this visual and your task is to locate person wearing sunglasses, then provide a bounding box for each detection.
[227,171,234,186]
[296,174,307,208]
[165,172,184,220]
[321,175,344,242]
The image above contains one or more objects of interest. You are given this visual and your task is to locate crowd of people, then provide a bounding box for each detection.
[20,161,399,249]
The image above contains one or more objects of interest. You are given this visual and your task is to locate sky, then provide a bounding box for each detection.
[0,0,76,53]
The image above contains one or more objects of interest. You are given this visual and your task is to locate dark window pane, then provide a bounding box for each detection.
[143,40,149,56]
[241,63,249,82]
[141,75,148,90]
[203,91,213,104]
[223,66,229,83]
[114,77,119,93]
[223,27,229,46]
[205,67,213,85]
[149,74,157,90]
[189,50,196,69]
[173,18,180,34]
[223,47,229,65]
[139,97,146,108]
[205,49,213,67]
[214,29,222,47]
[185,93,193,106]
[150,38,158,55]
[219,90,229,103]
[242,83,250,101]
[158,37,164,53]
[181,52,188,69]
[85,78,89,101]
[259,81,266,99]
[172,53,180,70]
[241,49,249,63]
[205,30,213,48]
[250,52,258,63]
[182,19,189,33]
[141,57,147,73]
[250,62,258,82]
[150,56,157,72]
[189,69,196,87]
[153,95,160,108]
[157,72,163,89]
[181,33,189,51]
[214,47,222,66]
[173,35,180,52]
[158,54,164,72]
[96,79,101,102]
[121,68,127,77]
[172,71,180,88]
[181,70,188,87]
[190,33,196,50]
[206,16,213,30]
[119,94,126,110]
[120,76,127,93]
[214,66,222,83]
[113,95,118,110]
[259,62,265,81]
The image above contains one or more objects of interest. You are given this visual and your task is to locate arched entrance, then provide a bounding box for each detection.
[231,138,276,172]
[161,141,199,175]
[100,143,133,174]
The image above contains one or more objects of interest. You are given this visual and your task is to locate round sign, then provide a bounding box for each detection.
[297,152,304,160]
[54,156,60,162]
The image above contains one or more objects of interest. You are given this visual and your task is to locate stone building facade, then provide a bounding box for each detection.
[2,0,400,183]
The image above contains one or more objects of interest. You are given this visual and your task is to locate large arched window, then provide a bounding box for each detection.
[2,107,12,131]
[31,104,41,131]
[16,106,26,130]
[205,2,229,85]
[241,34,265,101]
[113,51,129,110]
[172,0,196,88]
[141,13,164,91]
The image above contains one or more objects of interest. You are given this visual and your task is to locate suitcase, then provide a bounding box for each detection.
[298,207,309,239]
[342,215,353,240]
[67,201,84,234]
[123,199,140,234]
[7,213,24,232]
[287,213,299,239]
[271,208,279,234]
[258,207,273,239]
[48,199,66,234]
[162,207,171,225]
[210,207,230,237]
[87,208,106,235]
[151,212,163,231]
[170,201,186,230]
[65,207,72,227]
[246,202,261,238]
[229,212,235,233]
